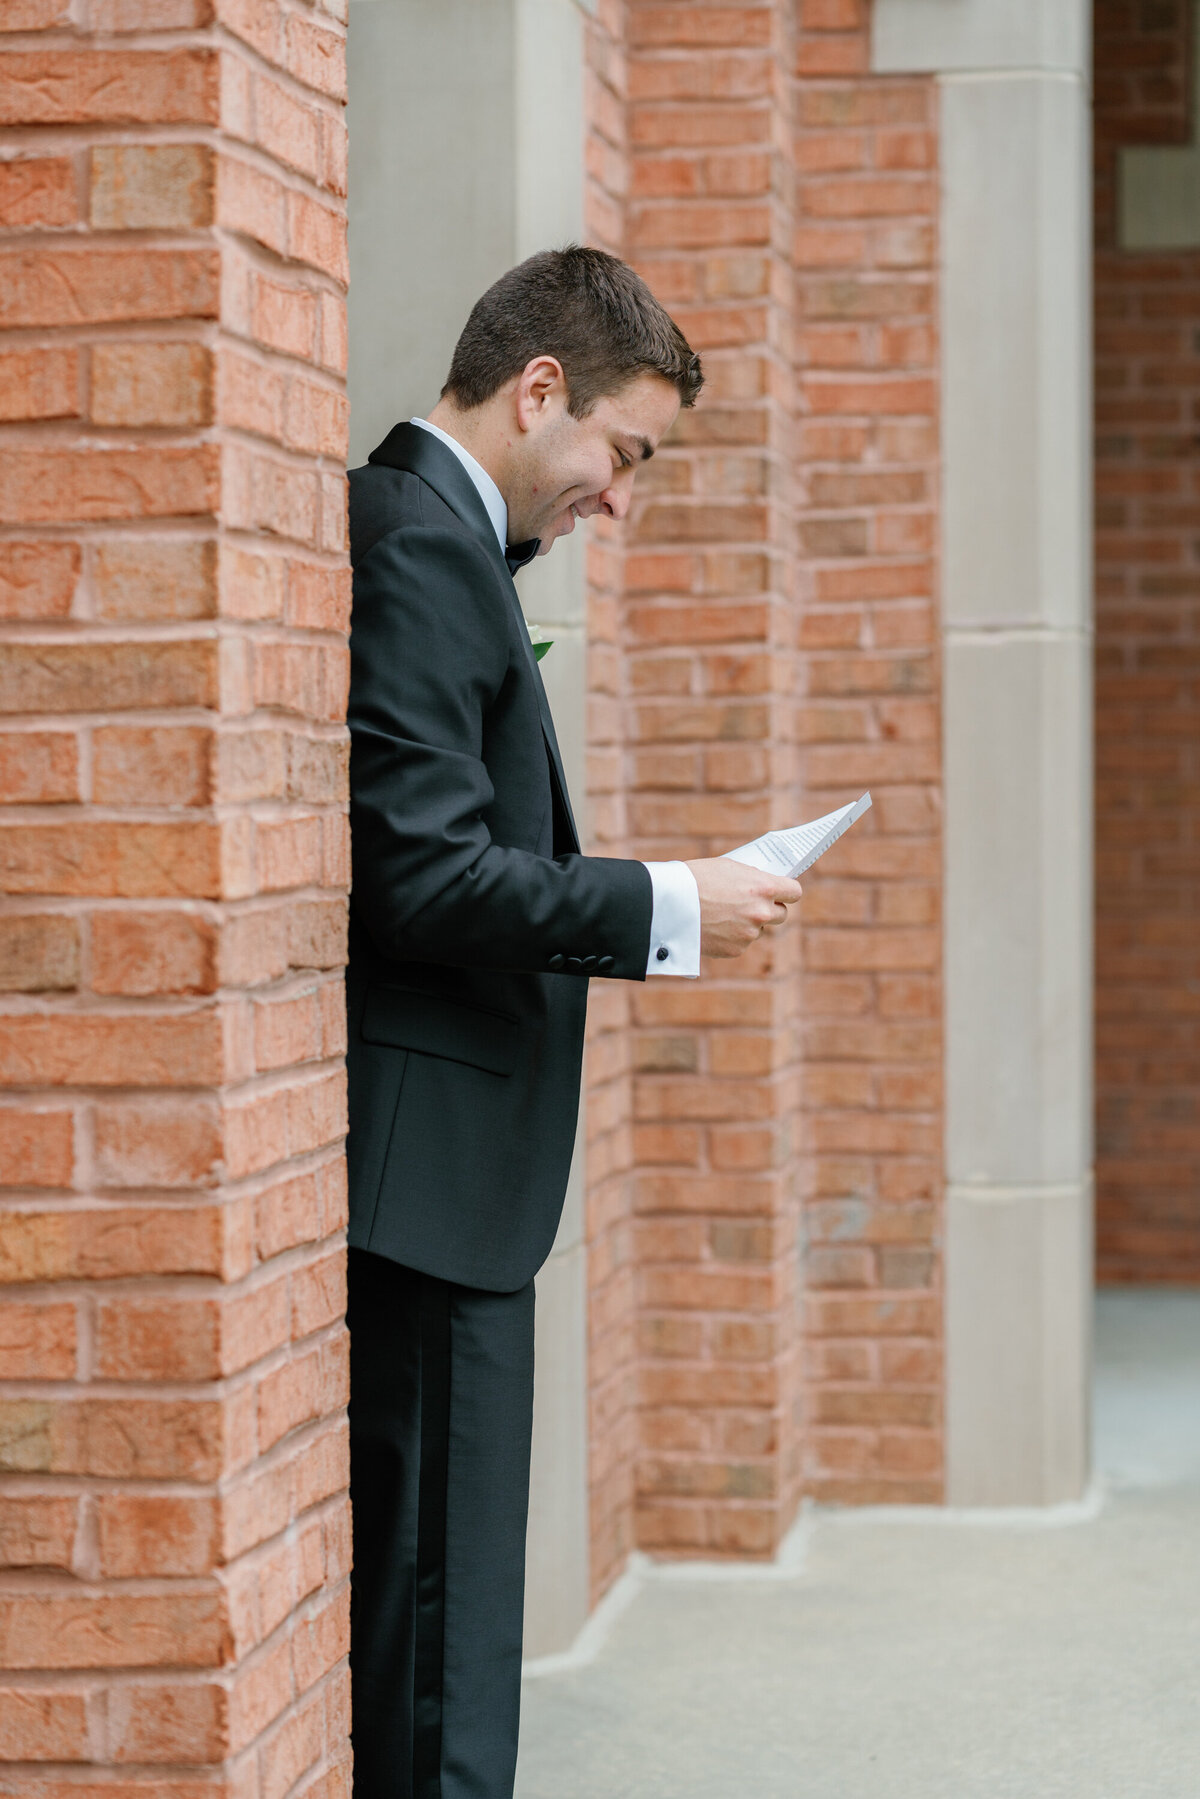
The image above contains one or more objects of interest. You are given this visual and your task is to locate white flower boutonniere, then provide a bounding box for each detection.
[527,624,554,663]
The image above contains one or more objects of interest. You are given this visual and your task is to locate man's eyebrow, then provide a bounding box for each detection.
[622,435,654,462]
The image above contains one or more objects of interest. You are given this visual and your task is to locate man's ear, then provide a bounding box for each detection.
[514,356,567,434]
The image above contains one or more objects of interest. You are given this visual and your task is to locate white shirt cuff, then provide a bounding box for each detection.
[643,861,701,978]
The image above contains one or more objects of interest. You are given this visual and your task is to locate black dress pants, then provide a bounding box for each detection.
[348,1248,536,1799]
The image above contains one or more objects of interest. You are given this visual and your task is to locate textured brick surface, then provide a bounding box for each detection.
[1094,0,1200,1284]
[584,0,641,1605]
[792,27,942,1500]
[622,0,806,1560]
[584,0,943,1589]
[0,0,351,1791]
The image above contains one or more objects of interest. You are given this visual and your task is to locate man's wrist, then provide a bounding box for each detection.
[642,861,701,978]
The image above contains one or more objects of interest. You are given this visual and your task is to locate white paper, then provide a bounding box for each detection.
[724,793,872,880]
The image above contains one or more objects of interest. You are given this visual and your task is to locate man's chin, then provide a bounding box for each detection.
[536,510,578,554]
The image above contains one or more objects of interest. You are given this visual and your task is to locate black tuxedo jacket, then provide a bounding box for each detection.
[345,423,653,1291]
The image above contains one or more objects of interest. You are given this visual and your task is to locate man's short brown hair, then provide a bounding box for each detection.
[442,245,703,418]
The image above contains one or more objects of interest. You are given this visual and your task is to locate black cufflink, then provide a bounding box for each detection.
[548,953,565,972]
[597,956,614,974]
[656,946,669,962]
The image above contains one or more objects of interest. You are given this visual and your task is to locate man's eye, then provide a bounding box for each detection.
[617,451,631,470]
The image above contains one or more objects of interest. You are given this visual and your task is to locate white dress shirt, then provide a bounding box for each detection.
[410,417,701,978]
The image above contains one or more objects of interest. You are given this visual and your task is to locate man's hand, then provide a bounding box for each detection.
[685,858,803,959]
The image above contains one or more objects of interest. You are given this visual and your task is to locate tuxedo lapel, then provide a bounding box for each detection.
[368,423,580,851]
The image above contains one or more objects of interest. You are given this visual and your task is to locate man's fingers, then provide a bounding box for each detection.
[769,877,803,905]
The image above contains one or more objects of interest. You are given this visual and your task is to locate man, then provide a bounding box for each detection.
[346,247,802,1799]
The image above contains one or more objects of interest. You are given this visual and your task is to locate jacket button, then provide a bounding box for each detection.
[597,955,615,974]
[566,955,584,974]
[581,955,598,973]
[548,953,565,972]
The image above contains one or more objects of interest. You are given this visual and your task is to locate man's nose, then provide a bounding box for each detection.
[597,480,632,522]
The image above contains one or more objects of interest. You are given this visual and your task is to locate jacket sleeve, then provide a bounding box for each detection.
[347,524,653,977]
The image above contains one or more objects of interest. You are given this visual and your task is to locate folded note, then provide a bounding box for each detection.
[724,793,872,880]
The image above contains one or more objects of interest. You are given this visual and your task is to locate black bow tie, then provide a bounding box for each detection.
[505,539,541,576]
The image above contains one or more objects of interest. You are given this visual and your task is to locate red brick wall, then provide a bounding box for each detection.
[0,0,352,1788]
[586,0,944,1573]
[1094,0,1200,1283]
[622,0,806,1560]
[583,0,642,1602]
[792,5,943,1503]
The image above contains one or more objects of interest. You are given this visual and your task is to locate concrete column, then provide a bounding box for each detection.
[873,0,1094,1502]
[346,0,592,1650]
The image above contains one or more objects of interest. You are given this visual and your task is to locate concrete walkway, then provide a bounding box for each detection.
[517,1292,1200,1799]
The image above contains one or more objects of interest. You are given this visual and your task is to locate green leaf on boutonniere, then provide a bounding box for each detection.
[527,624,554,662]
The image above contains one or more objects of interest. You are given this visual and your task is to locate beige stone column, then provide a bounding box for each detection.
[873,0,1094,1502]
[345,0,592,1652]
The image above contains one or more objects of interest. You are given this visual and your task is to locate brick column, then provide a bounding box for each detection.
[1093,0,1200,1284]
[582,0,642,1600]
[624,0,804,1559]
[0,1,351,1789]
[793,3,944,1504]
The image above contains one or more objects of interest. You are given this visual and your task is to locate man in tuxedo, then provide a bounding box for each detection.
[346,247,802,1799]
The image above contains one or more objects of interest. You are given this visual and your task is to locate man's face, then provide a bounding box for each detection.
[506,366,681,551]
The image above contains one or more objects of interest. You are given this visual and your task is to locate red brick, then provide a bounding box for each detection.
[0,348,78,422]
[0,1107,75,1188]
[90,142,215,230]
[108,1679,227,1764]
[0,820,222,898]
[0,1589,225,1670]
[796,35,869,76]
[0,1010,223,1089]
[90,910,217,996]
[286,12,346,100]
[0,1301,77,1379]
[629,50,773,104]
[1,1,73,30]
[0,51,219,127]
[91,342,212,428]
[0,247,219,330]
[93,539,217,622]
[801,0,865,25]
[287,191,349,285]
[0,1688,90,1762]
[0,914,79,993]
[629,201,771,250]
[0,640,216,715]
[91,0,210,24]
[630,7,773,49]
[255,72,322,182]
[95,1493,219,1579]
[0,542,79,621]
[0,731,79,803]
[0,1496,78,1571]
[2,445,220,526]
[93,1096,221,1188]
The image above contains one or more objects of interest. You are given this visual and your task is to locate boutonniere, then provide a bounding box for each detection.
[527,624,554,663]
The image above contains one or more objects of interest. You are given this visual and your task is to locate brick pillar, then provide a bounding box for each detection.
[792,5,944,1502]
[1094,0,1200,1284]
[0,1,351,1789]
[623,0,804,1559]
[581,0,643,1600]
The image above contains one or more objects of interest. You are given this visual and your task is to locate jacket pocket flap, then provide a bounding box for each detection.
[361,986,519,1077]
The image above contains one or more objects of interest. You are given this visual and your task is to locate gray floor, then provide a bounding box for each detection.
[517,1290,1200,1799]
